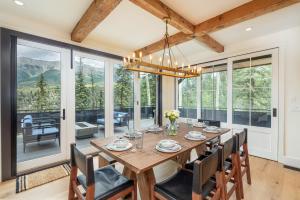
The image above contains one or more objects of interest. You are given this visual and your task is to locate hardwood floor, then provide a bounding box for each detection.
[0,156,299,200]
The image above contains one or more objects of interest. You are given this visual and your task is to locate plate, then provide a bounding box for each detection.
[193,122,206,128]
[185,134,206,141]
[106,142,133,151]
[147,127,163,132]
[203,127,220,133]
[155,143,182,153]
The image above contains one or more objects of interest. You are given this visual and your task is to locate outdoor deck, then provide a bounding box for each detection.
[17,119,154,163]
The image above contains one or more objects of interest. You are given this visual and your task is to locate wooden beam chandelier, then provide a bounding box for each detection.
[123,18,201,78]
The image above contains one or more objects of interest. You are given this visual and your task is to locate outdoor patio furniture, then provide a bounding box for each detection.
[21,115,60,153]
[96,112,129,129]
[75,122,98,139]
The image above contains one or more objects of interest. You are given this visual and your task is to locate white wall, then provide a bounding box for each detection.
[183,26,300,168]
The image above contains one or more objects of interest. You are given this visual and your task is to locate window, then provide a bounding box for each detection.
[178,77,197,118]
[232,55,272,127]
[201,63,227,122]
[113,64,134,134]
[140,73,157,128]
[74,55,105,148]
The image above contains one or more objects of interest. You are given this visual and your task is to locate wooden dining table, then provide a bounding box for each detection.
[91,123,230,200]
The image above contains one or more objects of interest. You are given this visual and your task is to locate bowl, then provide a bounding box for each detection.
[159,140,176,148]
[206,126,218,131]
[188,131,203,138]
[113,139,129,148]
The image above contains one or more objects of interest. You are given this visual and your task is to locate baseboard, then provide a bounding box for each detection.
[282,156,300,169]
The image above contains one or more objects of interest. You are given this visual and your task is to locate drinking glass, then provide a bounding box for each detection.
[187,118,193,128]
[135,131,144,149]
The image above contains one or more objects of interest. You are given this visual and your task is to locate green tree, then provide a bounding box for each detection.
[141,74,157,107]
[76,67,89,110]
[34,73,49,111]
[89,69,97,109]
[114,66,133,108]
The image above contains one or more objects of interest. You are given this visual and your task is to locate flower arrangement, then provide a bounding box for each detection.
[164,110,180,122]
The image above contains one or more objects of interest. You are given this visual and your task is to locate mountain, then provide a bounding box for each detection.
[17,57,104,87]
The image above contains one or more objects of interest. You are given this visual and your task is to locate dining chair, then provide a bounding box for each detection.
[153,148,224,200]
[235,129,251,198]
[219,136,241,200]
[68,144,137,200]
[198,119,221,150]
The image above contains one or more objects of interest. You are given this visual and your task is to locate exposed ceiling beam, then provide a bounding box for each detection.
[135,0,300,56]
[71,0,122,42]
[195,35,224,53]
[130,0,224,55]
[194,0,300,36]
[129,0,194,34]
[134,32,194,56]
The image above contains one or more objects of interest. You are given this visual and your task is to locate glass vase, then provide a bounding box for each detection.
[168,120,177,136]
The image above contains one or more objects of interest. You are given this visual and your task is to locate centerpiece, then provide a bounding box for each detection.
[164,110,180,136]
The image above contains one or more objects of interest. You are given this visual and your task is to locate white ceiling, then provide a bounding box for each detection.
[0,0,299,57]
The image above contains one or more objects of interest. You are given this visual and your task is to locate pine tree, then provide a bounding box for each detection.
[114,66,133,108]
[34,73,49,112]
[76,67,89,110]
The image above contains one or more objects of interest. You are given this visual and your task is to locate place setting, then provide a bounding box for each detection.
[105,138,133,152]
[155,139,182,153]
[185,131,206,141]
[203,126,222,133]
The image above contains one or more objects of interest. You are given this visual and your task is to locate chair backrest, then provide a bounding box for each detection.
[236,128,247,147]
[220,136,237,162]
[192,148,222,194]
[198,119,221,127]
[70,144,95,186]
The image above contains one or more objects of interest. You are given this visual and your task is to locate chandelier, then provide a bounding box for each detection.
[123,18,201,78]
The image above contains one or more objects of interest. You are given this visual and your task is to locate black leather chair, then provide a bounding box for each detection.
[68,144,137,200]
[198,119,221,150]
[153,148,223,200]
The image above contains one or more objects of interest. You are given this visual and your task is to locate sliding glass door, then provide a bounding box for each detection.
[113,64,135,135]
[16,39,70,172]
[73,52,105,149]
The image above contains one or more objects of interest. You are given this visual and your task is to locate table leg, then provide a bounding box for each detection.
[137,169,156,200]
[195,143,206,157]
[176,150,191,168]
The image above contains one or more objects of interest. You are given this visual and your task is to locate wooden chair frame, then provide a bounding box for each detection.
[236,129,251,199]
[68,144,137,200]
[219,137,241,200]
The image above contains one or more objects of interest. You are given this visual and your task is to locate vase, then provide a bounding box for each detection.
[167,120,177,136]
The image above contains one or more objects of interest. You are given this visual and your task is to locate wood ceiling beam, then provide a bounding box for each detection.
[134,32,194,56]
[194,0,300,36]
[71,0,122,42]
[195,35,224,53]
[135,0,300,56]
[130,0,224,55]
[129,0,194,34]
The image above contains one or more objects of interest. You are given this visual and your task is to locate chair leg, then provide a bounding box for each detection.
[232,155,242,200]
[243,144,251,185]
[68,166,77,200]
[236,152,244,199]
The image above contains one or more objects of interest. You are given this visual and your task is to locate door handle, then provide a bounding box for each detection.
[61,109,66,120]
[273,108,277,117]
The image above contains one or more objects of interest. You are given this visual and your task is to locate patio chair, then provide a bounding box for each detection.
[97,112,129,130]
[21,115,60,153]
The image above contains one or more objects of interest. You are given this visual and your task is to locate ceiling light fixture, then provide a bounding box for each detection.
[123,18,201,78]
[245,27,252,32]
[14,0,24,6]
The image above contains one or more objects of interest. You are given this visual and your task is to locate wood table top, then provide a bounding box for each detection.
[91,123,230,174]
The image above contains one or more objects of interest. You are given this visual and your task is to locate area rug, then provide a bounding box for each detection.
[16,163,71,193]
